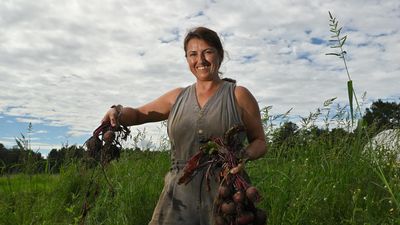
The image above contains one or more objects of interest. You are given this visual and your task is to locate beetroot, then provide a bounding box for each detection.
[218,185,231,199]
[220,201,236,215]
[177,125,267,225]
[246,186,259,202]
[233,190,245,203]
[236,211,255,225]
[84,121,130,166]
[103,130,115,143]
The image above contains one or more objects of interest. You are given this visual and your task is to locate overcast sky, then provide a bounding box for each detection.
[1,0,399,156]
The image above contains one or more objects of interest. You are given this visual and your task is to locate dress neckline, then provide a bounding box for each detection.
[193,81,226,111]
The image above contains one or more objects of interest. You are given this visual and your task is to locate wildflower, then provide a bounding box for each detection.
[363,196,367,200]
[323,197,328,201]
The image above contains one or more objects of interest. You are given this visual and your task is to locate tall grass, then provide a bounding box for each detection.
[82,150,170,225]
[0,151,170,225]
[1,132,399,225]
[252,132,399,224]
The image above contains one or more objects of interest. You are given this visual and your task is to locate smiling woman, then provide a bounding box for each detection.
[185,39,221,83]
[100,26,267,225]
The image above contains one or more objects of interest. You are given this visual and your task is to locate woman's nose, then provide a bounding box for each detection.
[199,52,207,63]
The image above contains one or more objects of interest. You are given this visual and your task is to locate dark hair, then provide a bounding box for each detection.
[183,27,224,65]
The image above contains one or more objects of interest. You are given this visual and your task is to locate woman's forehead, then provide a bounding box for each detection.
[186,38,215,51]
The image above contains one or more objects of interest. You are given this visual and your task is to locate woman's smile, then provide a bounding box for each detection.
[186,38,221,81]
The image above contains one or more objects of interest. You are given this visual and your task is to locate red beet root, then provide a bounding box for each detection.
[103,130,115,143]
[236,211,255,225]
[218,185,231,199]
[246,186,259,202]
[221,201,236,215]
[233,190,245,203]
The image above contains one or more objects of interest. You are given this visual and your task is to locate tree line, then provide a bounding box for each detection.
[1,99,399,175]
[0,143,85,174]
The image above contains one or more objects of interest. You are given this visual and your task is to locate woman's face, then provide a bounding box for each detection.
[186,38,221,81]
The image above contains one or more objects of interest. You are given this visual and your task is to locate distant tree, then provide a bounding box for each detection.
[271,121,299,147]
[267,121,298,157]
[63,144,84,160]
[0,140,87,174]
[47,148,64,173]
[362,99,400,133]
[47,145,85,173]
[0,143,5,151]
[0,146,43,173]
[330,127,349,138]
[0,144,7,173]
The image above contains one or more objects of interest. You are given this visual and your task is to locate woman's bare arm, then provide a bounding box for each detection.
[235,86,267,160]
[102,87,183,127]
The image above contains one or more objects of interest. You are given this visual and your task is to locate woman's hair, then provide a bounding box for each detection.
[183,27,224,65]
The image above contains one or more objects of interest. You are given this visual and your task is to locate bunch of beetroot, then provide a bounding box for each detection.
[214,177,267,225]
[84,121,130,166]
[178,125,267,225]
[212,142,267,225]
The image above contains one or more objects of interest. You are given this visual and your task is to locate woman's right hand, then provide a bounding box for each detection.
[101,105,123,128]
[99,87,182,128]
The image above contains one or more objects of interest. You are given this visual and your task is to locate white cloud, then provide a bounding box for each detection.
[15,117,45,124]
[0,0,399,147]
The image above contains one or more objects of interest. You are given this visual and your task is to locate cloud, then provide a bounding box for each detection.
[0,0,399,152]
[15,117,45,124]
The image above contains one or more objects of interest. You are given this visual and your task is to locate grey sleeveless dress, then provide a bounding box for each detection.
[149,81,245,225]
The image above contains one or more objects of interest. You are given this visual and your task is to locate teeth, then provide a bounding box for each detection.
[197,66,208,70]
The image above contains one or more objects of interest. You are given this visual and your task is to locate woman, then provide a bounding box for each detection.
[102,27,266,225]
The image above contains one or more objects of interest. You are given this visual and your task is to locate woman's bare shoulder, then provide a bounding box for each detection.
[234,85,255,103]
[165,87,184,105]
[146,87,184,111]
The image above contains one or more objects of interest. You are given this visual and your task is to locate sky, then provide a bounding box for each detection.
[1,0,399,156]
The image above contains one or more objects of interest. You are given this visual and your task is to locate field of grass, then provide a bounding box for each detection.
[1,131,400,225]
[0,151,170,225]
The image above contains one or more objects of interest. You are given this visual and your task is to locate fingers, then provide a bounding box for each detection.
[110,112,119,127]
[101,114,109,124]
[101,108,119,128]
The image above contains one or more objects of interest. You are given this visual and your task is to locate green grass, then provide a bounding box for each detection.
[245,132,400,225]
[0,151,170,225]
[1,136,400,225]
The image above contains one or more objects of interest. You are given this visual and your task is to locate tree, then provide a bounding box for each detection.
[47,145,85,173]
[362,99,400,133]
[271,121,299,146]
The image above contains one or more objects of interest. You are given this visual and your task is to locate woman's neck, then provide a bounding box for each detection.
[195,78,222,93]
[195,78,223,108]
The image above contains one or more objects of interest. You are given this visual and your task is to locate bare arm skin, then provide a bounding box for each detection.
[102,87,183,127]
[101,84,267,160]
[235,86,267,160]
